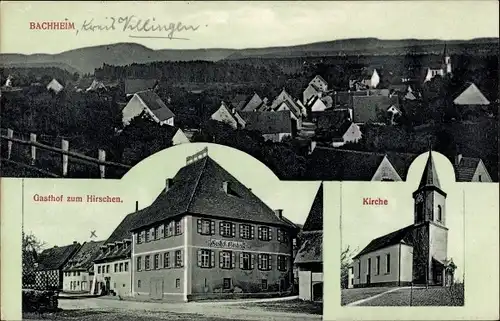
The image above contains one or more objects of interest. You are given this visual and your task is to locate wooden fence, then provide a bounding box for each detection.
[1,128,131,178]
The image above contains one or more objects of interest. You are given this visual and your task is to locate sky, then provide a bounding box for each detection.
[0,1,498,54]
[15,143,321,248]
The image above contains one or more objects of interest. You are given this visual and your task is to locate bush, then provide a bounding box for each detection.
[22,289,59,313]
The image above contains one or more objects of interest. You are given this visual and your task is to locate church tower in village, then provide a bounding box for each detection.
[411,150,451,285]
[442,44,452,75]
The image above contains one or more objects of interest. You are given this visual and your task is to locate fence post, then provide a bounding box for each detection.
[61,139,69,176]
[7,128,13,159]
[30,133,37,165]
[98,149,106,178]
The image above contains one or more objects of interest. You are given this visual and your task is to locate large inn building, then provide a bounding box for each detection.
[91,148,299,301]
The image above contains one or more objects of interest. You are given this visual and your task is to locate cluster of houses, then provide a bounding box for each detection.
[29,148,325,302]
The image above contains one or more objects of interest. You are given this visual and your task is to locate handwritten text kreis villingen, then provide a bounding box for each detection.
[78,16,201,39]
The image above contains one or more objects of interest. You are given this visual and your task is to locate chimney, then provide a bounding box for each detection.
[455,154,463,165]
[165,178,173,192]
[135,201,139,211]
[223,181,230,193]
[73,241,77,245]
[274,209,283,219]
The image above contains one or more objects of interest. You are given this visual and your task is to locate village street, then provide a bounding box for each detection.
[48,296,323,321]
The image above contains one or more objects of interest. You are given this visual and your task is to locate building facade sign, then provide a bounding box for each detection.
[207,239,247,250]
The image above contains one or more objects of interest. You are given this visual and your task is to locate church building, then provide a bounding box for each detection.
[351,150,457,288]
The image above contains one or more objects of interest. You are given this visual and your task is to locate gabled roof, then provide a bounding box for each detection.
[349,67,378,81]
[305,147,386,180]
[352,95,399,123]
[239,110,292,134]
[316,109,351,133]
[94,211,142,262]
[63,240,105,272]
[271,89,302,115]
[231,94,249,110]
[453,83,490,105]
[124,79,157,95]
[453,156,481,182]
[302,183,323,232]
[46,79,64,91]
[135,90,175,121]
[242,93,264,112]
[353,224,415,259]
[310,75,328,87]
[131,155,296,231]
[36,242,80,271]
[294,231,323,264]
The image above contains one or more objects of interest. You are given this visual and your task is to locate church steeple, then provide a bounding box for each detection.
[442,44,452,75]
[413,149,447,225]
[418,149,441,190]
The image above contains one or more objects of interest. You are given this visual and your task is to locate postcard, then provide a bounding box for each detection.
[0,1,498,321]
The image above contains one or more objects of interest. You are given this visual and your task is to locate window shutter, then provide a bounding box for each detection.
[239,253,243,269]
[238,225,242,238]
[258,254,262,270]
[197,220,202,234]
[250,226,255,239]
[268,228,272,241]
[277,229,282,242]
[180,249,184,267]
[268,255,272,270]
[251,254,255,269]
[231,223,236,237]
[211,221,215,235]
[219,222,223,236]
[219,252,223,268]
[211,250,215,268]
[179,219,183,234]
[231,252,236,269]
[258,226,262,240]
[197,250,202,267]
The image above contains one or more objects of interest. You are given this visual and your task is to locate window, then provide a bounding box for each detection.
[175,250,183,267]
[119,263,124,272]
[358,261,360,279]
[114,263,118,272]
[77,271,81,276]
[137,280,141,288]
[367,258,371,275]
[239,253,254,270]
[198,249,214,268]
[97,266,101,274]
[219,251,234,269]
[437,205,442,222]
[124,262,129,272]
[106,265,109,273]
[223,278,232,290]
[145,255,150,270]
[220,222,235,237]
[478,175,482,182]
[258,254,272,271]
[376,256,380,275]
[164,252,170,268]
[277,229,288,243]
[386,254,391,273]
[261,279,268,290]
[175,220,182,235]
[155,226,162,240]
[258,226,272,241]
[73,271,76,276]
[165,221,173,238]
[277,255,287,271]
[239,224,254,239]
[416,203,424,221]
[137,257,142,271]
[145,229,150,243]
[154,254,160,269]
[138,231,144,244]
[175,278,181,288]
[197,219,215,235]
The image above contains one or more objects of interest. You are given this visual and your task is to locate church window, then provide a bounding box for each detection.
[416,203,424,221]
[437,205,442,222]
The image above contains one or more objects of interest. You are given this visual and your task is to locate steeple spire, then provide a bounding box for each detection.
[418,148,441,189]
